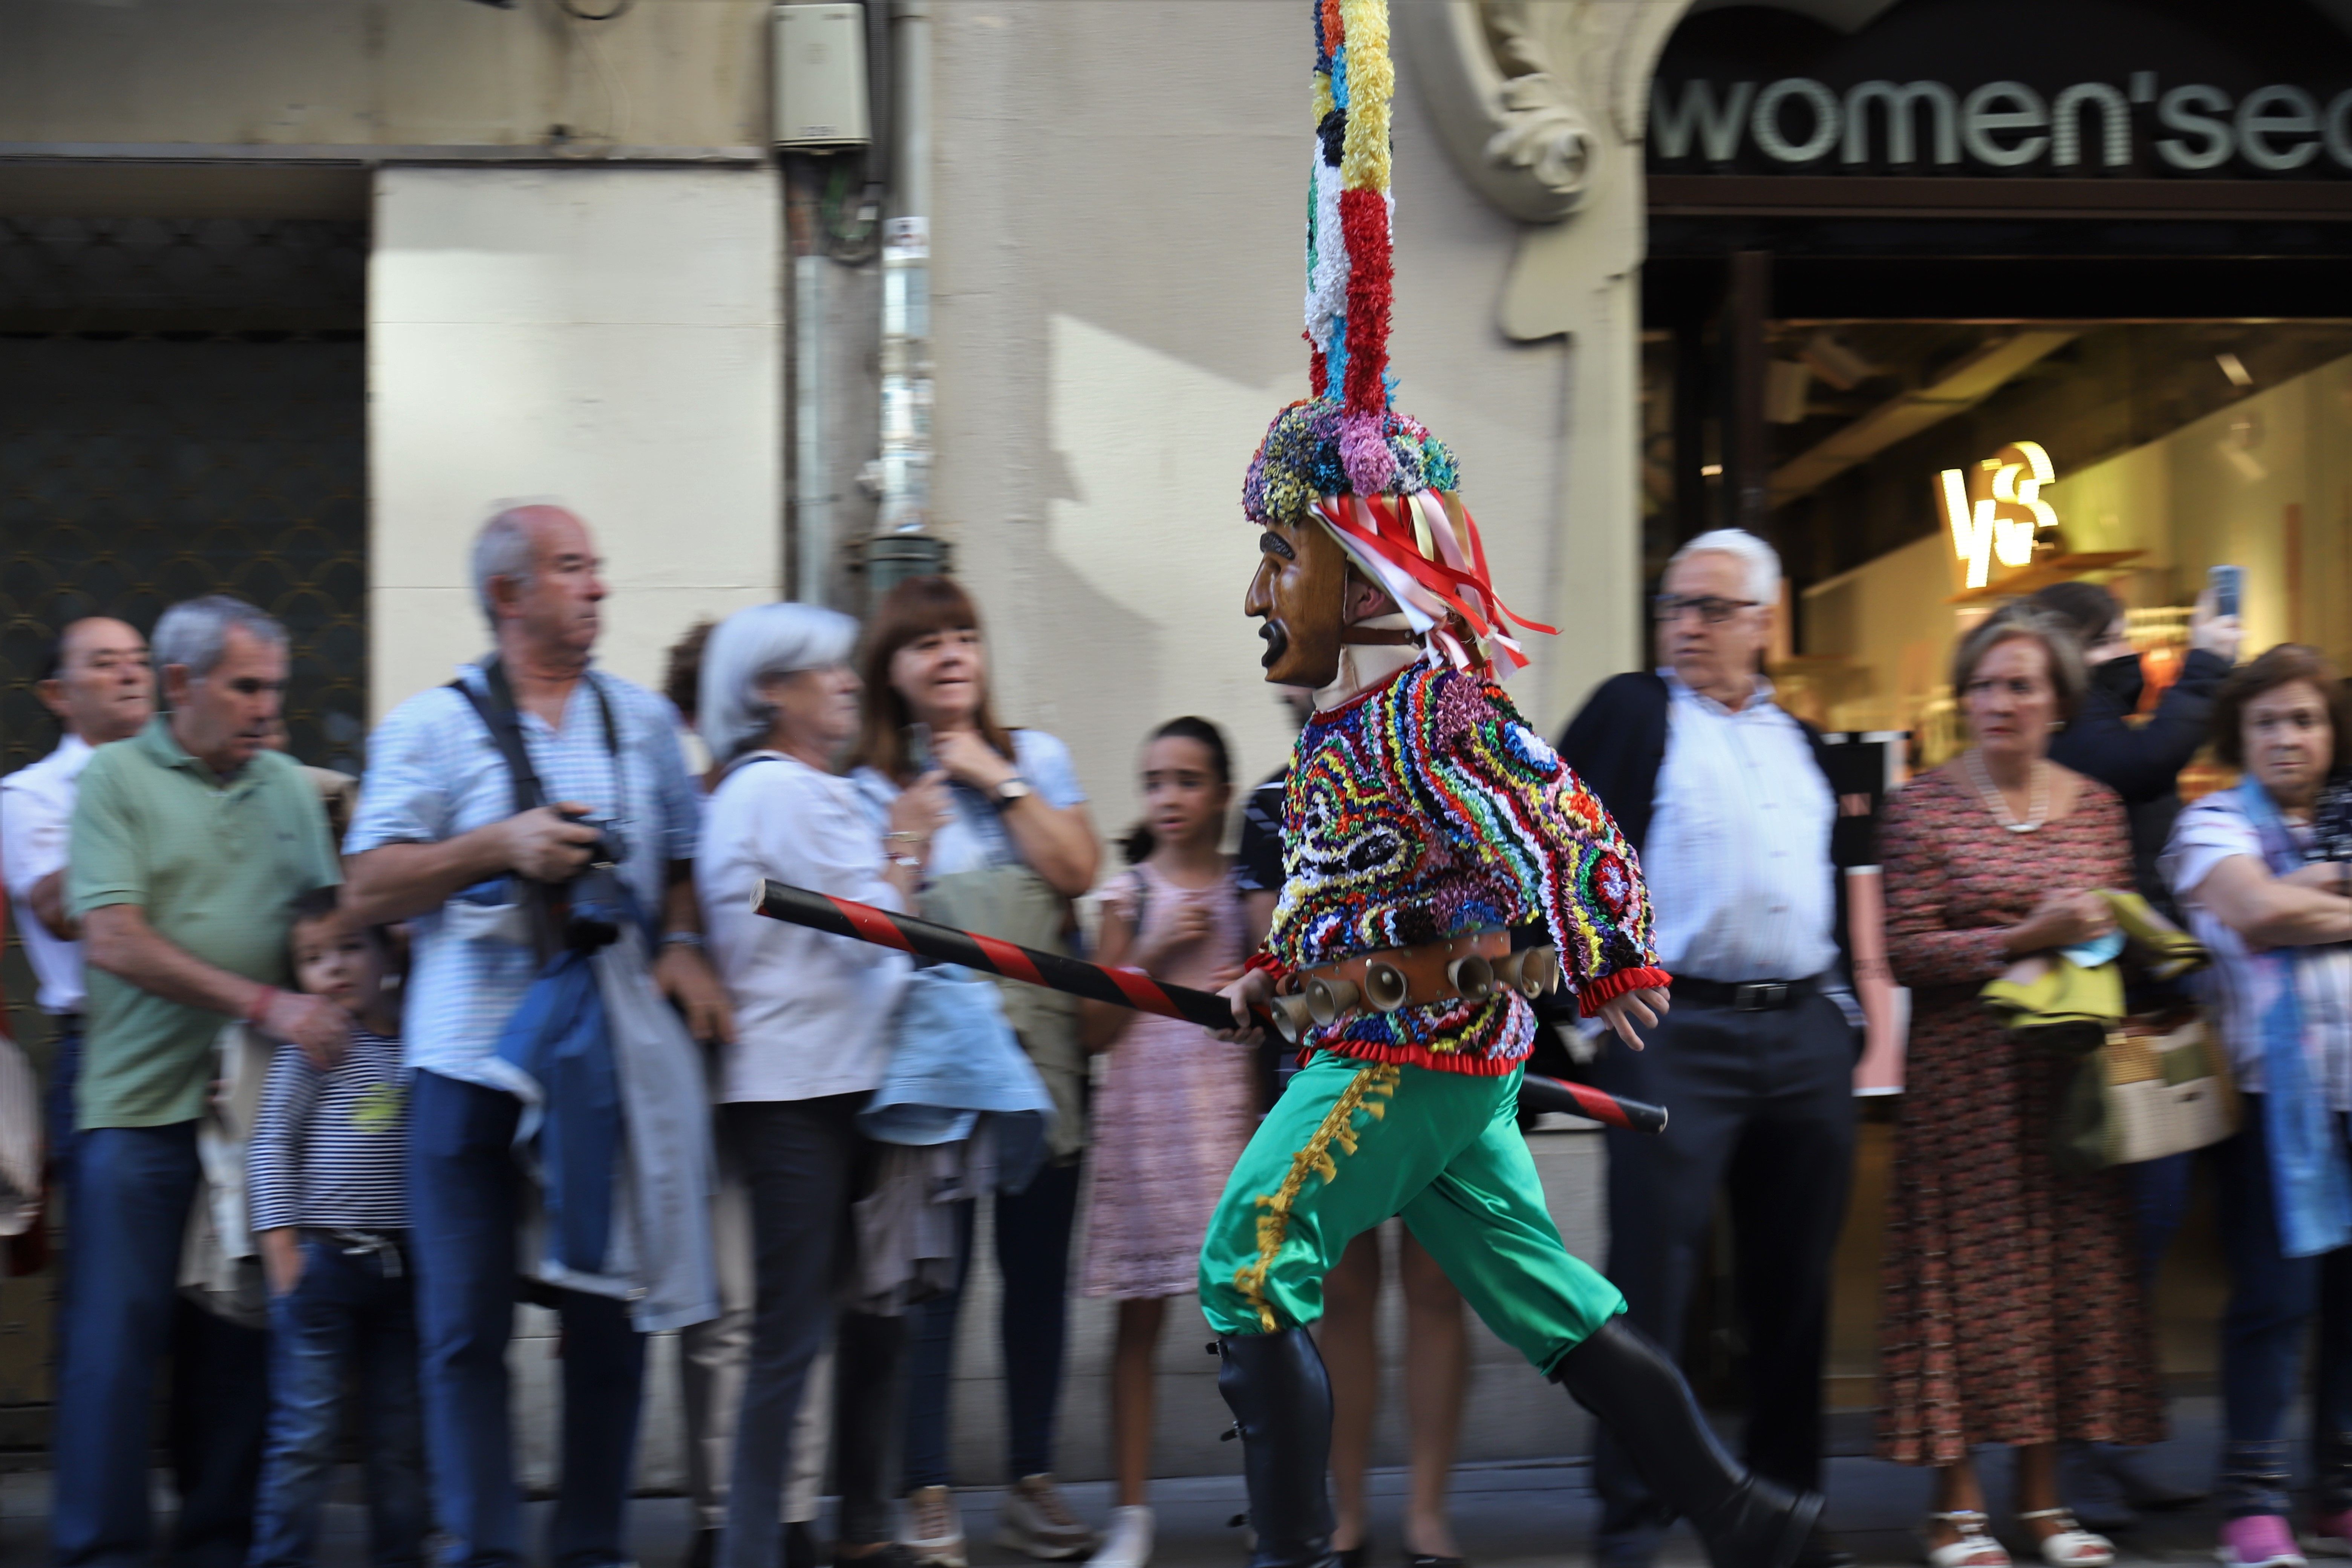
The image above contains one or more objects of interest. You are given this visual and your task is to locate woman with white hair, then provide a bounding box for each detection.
[692,602,950,1568]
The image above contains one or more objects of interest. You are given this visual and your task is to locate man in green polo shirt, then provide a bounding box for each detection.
[54,594,346,1568]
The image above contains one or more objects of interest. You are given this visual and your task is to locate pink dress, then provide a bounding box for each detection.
[1080,861,1259,1299]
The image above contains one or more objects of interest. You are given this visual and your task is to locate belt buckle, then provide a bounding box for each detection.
[1733,982,1787,1011]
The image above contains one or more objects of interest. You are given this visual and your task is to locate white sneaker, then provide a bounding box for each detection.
[1086,1507,1153,1568]
[997,1474,1100,1560]
[903,1486,968,1568]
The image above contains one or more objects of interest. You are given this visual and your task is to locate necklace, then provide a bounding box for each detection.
[1964,747,2049,832]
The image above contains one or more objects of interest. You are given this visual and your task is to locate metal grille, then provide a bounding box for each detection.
[0,214,366,325]
[0,217,368,779]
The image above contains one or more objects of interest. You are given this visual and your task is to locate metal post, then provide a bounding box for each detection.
[793,253,832,604]
[890,0,931,227]
[869,0,943,596]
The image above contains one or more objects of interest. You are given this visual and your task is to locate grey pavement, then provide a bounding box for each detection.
[0,1397,2247,1568]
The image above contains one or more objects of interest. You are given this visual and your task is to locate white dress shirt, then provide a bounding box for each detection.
[696,751,912,1104]
[2,734,93,1014]
[1642,670,1838,984]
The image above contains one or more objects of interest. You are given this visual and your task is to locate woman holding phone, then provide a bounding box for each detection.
[849,576,1102,1568]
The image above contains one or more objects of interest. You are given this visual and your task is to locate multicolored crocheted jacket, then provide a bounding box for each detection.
[1259,657,1669,1075]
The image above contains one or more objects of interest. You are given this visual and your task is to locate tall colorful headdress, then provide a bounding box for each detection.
[1240,0,1554,677]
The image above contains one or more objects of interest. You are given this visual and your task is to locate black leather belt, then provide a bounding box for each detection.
[1671,974,1822,1012]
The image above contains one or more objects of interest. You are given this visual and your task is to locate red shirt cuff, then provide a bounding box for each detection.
[1244,951,1294,987]
[1578,965,1672,1018]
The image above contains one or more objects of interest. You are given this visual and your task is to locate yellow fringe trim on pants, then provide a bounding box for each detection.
[1232,1063,1403,1332]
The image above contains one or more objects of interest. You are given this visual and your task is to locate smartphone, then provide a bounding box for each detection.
[905,721,935,773]
[2209,564,2243,620]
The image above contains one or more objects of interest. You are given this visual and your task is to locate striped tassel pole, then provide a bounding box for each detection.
[748,879,1666,1135]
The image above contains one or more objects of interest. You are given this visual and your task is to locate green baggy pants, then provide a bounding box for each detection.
[1196,1054,1626,1375]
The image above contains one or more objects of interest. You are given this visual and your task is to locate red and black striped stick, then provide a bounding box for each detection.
[749,879,1667,1135]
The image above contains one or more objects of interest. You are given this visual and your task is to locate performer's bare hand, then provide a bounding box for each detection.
[1595,986,1670,1052]
[1214,966,1273,1044]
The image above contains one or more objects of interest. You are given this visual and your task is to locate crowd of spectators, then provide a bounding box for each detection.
[7,510,2351,1568]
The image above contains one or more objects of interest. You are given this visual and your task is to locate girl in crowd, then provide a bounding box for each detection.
[850,576,1103,1566]
[1877,603,2162,1568]
[2162,646,2352,1568]
[1077,717,1257,1568]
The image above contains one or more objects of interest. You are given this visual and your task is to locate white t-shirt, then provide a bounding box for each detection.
[2,735,93,1014]
[2163,791,2352,1110]
[695,752,912,1103]
[851,729,1088,876]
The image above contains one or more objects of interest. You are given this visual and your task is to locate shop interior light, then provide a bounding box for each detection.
[1988,441,2057,568]
[1942,441,2058,588]
[1940,467,1993,588]
[2216,352,2254,389]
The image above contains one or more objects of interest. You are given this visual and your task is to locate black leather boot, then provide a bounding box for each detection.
[1551,1319,1823,1568]
[1217,1329,1340,1568]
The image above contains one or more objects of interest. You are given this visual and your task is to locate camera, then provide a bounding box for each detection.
[555,808,631,952]
[559,807,629,871]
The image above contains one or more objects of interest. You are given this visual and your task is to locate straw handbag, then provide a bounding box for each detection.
[2057,1008,2240,1171]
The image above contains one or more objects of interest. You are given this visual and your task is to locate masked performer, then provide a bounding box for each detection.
[1198,8,1827,1568]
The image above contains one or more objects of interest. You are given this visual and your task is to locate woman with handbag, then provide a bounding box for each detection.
[692,602,952,1568]
[1877,604,2164,1568]
[848,576,1103,1568]
[2162,645,2352,1568]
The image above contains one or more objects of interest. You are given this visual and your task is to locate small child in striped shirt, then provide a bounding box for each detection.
[247,887,424,1568]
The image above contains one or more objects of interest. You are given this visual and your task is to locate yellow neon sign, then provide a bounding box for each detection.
[1940,440,2058,590]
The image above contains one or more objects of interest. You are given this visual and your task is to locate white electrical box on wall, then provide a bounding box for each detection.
[774,3,871,149]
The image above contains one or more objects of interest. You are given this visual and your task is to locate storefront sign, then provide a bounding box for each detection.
[1651,0,2352,180]
[1939,442,2057,590]
[1654,76,2352,175]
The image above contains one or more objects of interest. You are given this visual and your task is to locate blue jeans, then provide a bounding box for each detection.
[2131,1150,2196,1288]
[44,1015,81,1194]
[2215,1098,2352,1517]
[900,1158,1081,1488]
[51,1122,270,1568]
[409,1070,647,1568]
[249,1234,428,1568]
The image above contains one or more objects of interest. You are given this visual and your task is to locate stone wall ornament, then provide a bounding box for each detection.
[1395,0,1598,222]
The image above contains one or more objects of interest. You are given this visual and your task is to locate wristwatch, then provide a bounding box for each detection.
[992,776,1033,808]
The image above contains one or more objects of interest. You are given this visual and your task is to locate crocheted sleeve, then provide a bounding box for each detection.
[1421,671,1669,1015]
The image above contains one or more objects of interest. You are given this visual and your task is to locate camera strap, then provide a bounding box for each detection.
[449,658,620,806]
[448,658,624,961]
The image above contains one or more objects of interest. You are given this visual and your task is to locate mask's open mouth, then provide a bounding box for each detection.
[1258,620,1289,670]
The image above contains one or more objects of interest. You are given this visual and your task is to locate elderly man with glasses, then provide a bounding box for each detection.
[1557,530,1861,1568]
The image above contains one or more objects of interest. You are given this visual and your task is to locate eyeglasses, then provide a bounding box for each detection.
[1653,594,1759,626]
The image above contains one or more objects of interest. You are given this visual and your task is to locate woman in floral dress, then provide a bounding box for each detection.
[1879,605,2165,1568]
